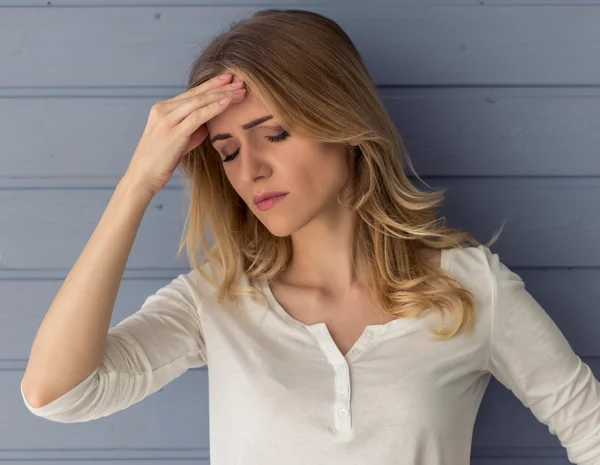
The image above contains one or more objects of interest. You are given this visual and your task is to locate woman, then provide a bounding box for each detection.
[20,8,600,465]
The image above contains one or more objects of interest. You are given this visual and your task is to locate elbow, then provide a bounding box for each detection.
[20,367,104,423]
[24,393,48,409]
[21,378,51,409]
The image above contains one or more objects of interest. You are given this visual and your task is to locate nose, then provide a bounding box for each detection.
[238,146,271,183]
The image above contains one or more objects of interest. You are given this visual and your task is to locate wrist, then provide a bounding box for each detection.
[117,172,156,203]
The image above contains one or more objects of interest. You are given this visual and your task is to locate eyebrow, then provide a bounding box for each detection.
[209,115,274,144]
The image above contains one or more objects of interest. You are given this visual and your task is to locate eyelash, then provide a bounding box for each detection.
[222,130,290,163]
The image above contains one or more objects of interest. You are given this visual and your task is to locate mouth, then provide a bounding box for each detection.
[254,193,288,211]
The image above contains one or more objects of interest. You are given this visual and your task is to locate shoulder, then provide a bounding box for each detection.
[442,245,501,306]
[417,245,497,294]
[163,261,222,308]
[417,245,495,273]
[443,244,496,273]
[180,260,256,308]
[442,244,530,323]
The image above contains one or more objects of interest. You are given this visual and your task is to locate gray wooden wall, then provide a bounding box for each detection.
[1,1,599,463]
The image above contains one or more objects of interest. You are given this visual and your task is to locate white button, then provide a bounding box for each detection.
[337,386,347,394]
[338,408,348,417]
[364,330,372,337]
[352,347,363,354]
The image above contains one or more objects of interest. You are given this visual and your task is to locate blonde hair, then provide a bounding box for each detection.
[177,8,502,341]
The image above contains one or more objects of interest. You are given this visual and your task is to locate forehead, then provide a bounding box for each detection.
[206,92,271,136]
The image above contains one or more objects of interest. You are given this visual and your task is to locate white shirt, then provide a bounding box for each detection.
[20,245,600,465]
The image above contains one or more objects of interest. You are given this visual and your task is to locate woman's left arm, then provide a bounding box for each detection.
[483,247,600,465]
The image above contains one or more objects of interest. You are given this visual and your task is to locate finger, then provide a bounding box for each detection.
[167,73,234,103]
[165,87,245,127]
[174,90,243,140]
[160,80,244,114]
[182,125,209,155]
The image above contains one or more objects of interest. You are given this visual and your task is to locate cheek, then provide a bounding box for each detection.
[221,169,246,203]
[290,148,349,197]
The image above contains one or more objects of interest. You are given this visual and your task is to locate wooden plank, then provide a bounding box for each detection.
[3,0,597,5]
[0,0,325,4]
[1,6,600,87]
[0,277,208,363]
[4,362,598,454]
[379,87,600,176]
[472,459,569,465]
[1,88,599,179]
[436,177,600,268]
[3,370,210,450]
[0,460,208,465]
[472,368,600,450]
[0,186,194,270]
[2,269,600,363]
[1,0,597,5]
[0,178,598,270]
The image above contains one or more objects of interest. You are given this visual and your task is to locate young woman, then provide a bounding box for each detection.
[20,8,600,465]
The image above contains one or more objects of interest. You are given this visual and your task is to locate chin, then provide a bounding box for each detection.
[256,213,307,238]
[260,221,298,238]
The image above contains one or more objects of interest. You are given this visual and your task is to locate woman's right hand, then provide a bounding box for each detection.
[124,73,246,196]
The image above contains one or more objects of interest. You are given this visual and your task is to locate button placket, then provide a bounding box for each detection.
[334,359,352,432]
[310,323,392,433]
[306,324,353,431]
[332,326,383,432]
[335,346,358,431]
[344,326,380,364]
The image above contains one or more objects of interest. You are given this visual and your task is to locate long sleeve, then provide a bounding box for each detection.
[20,270,208,423]
[483,246,600,464]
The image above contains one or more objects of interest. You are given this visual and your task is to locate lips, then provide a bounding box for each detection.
[253,191,288,204]
[254,193,288,211]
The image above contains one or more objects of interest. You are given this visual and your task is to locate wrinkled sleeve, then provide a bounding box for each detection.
[20,270,208,423]
[483,246,600,464]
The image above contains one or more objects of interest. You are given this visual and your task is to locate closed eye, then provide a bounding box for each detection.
[222,130,290,163]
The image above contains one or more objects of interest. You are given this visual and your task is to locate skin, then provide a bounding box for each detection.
[207,78,361,289]
[206,77,440,319]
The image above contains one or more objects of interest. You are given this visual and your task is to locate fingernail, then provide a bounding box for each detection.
[219,73,232,80]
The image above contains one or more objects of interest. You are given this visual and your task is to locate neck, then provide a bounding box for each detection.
[281,198,365,295]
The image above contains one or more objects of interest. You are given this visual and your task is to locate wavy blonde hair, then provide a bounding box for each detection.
[177,8,502,341]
